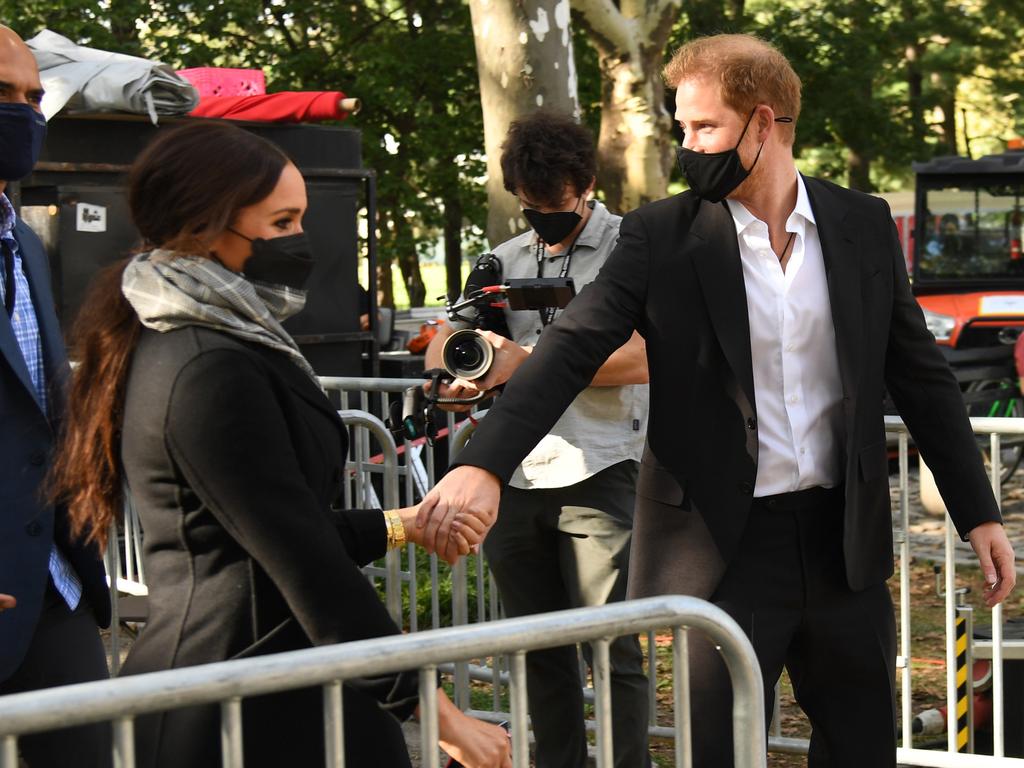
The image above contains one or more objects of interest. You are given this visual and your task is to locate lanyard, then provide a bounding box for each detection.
[535,238,578,326]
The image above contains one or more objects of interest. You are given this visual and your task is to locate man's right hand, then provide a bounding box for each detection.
[0,594,16,612]
[417,465,502,563]
[423,378,481,413]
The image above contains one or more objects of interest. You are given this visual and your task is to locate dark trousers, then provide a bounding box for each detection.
[687,487,897,767]
[484,461,650,768]
[0,579,111,768]
[133,681,412,768]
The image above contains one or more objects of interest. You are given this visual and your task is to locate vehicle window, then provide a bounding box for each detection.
[919,184,1024,281]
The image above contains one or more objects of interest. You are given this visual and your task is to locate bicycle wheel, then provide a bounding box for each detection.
[965,378,1024,484]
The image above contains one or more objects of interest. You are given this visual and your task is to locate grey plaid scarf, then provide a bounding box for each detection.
[122,250,318,383]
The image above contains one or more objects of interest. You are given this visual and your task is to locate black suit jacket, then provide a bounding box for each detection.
[0,218,109,683]
[119,326,417,768]
[457,177,1001,594]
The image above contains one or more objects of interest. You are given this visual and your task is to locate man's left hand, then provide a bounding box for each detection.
[417,465,502,563]
[457,331,530,393]
[967,522,1016,607]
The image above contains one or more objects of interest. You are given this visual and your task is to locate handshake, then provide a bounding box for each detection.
[402,465,503,565]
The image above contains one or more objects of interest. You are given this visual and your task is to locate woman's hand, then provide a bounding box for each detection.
[397,505,482,565]
[0,594,16,613]
[435,689,512,768]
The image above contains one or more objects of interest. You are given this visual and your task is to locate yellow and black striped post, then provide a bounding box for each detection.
[954,605,974,753]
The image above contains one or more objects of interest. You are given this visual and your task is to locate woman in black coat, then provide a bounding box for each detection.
[50,121,508,768]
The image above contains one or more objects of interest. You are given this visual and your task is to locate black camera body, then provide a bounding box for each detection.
[441,253,575,380]
[387,254,576,443]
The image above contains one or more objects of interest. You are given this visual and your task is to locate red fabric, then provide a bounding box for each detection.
[1016,331,1024,390]
[190,91,349,123]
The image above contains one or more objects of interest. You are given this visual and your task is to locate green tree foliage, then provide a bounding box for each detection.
[667,0,1023,192]
[2,1,487,307]
[3,0,1020,244]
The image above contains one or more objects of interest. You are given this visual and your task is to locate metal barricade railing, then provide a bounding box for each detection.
[886,415,1024,767]
[97,373,1024,765]
[321,377,494,711]
[761,416,1024,766]
[0,597,767,768]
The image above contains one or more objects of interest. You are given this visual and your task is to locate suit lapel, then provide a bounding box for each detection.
[0,223,56,414]
[804,177,863,411]
[0,298,39,407]
[16,221,70,416]
[689,199,757,415]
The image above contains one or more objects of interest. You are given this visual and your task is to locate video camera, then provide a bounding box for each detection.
[386,252,575,443]
[440,252,575,380]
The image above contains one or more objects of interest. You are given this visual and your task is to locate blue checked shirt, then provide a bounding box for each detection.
[1,194,82,611]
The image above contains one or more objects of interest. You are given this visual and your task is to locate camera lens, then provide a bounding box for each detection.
[454,342,483,369]
[442,329,494,380]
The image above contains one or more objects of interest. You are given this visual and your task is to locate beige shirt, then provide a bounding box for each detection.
[489,201,649,489]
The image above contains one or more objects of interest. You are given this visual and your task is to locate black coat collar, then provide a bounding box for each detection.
[686,175,864,418]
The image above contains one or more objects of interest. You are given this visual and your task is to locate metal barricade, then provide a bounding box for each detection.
[0,597,766,768]
[322,377,494,710]
[766,416,1024,766]
[98,373,1024,764]
[887,415,1024,766]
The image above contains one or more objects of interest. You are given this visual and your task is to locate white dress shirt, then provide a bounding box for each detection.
[726,174,844,496]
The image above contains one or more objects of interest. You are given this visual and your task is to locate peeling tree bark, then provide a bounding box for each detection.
[573,0,682,213]
[468,0,580,247]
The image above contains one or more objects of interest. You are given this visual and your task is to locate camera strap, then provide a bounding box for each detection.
[535,238,578,326]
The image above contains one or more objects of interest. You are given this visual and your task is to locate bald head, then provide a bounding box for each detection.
[0,26,43,108]
[0,27,46,191]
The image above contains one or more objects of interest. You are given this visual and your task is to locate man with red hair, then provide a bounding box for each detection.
[420,34,1016,766]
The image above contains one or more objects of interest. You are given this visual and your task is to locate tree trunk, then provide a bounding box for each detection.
[574,0,682,213]
[939,85,958,156]
[443,194,464,301]
[393,211,426,307]
[906,41,925,150]
[377,250,395,310]
[900,2,925,153]
[847,149,873,192]
[468,0,579,247]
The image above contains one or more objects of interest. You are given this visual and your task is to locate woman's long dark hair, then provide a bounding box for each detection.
[49,121,290,549]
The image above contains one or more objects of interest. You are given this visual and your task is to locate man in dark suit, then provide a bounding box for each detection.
[0,24,111,767]
[418,34,1016,766]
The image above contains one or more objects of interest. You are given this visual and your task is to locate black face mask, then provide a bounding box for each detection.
[232,230,315,290]
[675,109,792,203]
[0,103,47,181]
[522,196,584,246]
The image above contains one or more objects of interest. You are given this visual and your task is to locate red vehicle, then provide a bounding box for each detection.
[886,144,1024,480]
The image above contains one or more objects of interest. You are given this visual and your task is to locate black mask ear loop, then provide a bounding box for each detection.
[209,228,251,271]
[740,110,795,170]
[228,227,253,243]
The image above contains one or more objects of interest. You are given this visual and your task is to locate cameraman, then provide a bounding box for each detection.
[425,111,651,768]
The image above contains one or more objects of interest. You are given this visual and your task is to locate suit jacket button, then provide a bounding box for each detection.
[738,481,753,495]
[746,417,756,430]
[29,451,45,466]
[25,521,42,536]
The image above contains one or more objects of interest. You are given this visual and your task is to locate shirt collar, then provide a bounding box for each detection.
[725,172,816,236]
[0,194,16,240]
[574,200,608,250]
